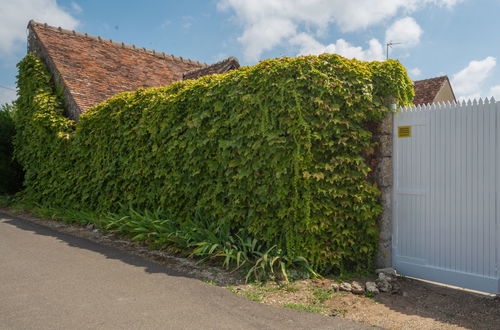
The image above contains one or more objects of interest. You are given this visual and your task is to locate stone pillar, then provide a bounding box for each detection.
[374,113,393,268]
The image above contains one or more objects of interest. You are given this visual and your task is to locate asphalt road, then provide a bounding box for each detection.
[0,212,373,330]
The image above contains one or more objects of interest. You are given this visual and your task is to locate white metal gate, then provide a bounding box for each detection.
[393,99,500,294]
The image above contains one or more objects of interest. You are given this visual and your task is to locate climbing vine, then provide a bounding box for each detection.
[14,53,413,272]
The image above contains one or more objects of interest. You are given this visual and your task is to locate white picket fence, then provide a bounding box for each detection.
[393,98,500,294]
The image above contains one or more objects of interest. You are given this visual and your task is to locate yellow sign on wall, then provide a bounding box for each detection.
[398,126,411,138]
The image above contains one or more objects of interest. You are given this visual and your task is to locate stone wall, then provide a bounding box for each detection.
[373,113,393,268]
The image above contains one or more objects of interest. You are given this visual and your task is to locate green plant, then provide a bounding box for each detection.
[104,208,178,248]
[115,209,316,281]
[244,246,319,283]
[312,288,333,303]
[283,303,323,314]
[0,102,23,194]
[20,203,105,229]
[238,286,264,302]
[0,194,17,207]
[280,283,300,292]
[14,53,413,274]
[338,269,372,281]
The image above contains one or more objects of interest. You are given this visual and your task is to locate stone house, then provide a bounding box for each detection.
[27,20,240,121]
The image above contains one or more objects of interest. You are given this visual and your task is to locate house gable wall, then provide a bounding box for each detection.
[434,81,456,104]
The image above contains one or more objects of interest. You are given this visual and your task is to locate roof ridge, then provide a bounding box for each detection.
[183,56,239,77]
[414,75,448,83]
[28,20,208,68]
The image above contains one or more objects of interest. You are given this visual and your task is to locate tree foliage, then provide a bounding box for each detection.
[0,102,23,194]
[14,53,413,272]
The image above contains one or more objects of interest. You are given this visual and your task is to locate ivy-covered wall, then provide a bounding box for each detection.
[14,53,413,272]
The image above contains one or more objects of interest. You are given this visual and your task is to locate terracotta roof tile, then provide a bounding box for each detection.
[413,76,450,105]
[28,21,207,118]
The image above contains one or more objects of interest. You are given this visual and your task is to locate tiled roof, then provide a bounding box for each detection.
[413,76,450,105]
[28,21,207,118]
[183,56,240,80]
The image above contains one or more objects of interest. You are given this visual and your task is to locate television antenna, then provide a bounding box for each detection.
[386,41,402,60]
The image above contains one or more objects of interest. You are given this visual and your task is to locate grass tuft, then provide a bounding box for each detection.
[312,288,334,303]
[283,303,323,314]
[239,289,264,302]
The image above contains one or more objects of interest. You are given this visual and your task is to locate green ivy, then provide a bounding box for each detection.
[14,53,413,272]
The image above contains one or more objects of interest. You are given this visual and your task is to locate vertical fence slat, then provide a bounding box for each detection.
[432,105,438,267]
[492,102,500,293]
[461,101,468,274]
[450,103,457,271]
[486,99,495,277]
[474,100,479,275]
[438,104,444,269]
[459,101,466,273]
[446,104,452,270]
[466,100,473,274]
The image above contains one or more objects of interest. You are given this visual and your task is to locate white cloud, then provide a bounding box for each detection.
[71,2,82,14]
[409,67,422,77]
[489,85,500,100]
[182,16,194,29]
[0,87,17,105]
[0,0,78,55]
[452,57,496,97]
[385,17,423,48]
[291,33,384,61]
[160,19,171,29]
[217,0,461,61]
[238,18,296,61]
[433,0,462,7]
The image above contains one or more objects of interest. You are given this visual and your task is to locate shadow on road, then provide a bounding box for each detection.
[0,211,195,279]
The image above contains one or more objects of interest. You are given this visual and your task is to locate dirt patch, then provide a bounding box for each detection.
[230,277,499,329]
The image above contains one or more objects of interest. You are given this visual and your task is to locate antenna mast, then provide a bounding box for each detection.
[386,41,402,60]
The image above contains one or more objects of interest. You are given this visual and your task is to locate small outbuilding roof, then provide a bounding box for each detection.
[183,56,240,80]
[413,75,456,105]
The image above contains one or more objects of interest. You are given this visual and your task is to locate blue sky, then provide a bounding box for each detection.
[1,0,499,104]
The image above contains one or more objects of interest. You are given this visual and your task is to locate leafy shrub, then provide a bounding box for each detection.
[14,54,413,273]
[0,103,23,194]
